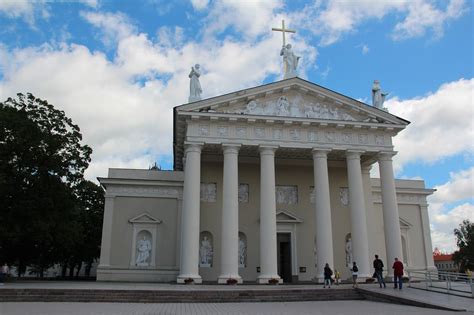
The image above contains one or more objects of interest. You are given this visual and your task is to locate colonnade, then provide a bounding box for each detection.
[176,143,403,283]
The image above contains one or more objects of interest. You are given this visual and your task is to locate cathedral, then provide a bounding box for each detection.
[96,29,436,283]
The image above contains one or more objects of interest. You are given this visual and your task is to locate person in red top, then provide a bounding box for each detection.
[392,257,404,290]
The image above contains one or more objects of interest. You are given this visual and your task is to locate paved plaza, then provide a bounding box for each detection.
[0,300,468,315]
[1,281,473,314]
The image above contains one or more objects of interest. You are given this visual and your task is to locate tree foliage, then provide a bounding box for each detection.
[452,220,474,271]
[0,93,103,277]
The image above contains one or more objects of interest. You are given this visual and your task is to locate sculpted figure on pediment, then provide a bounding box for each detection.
[277,96,290,116]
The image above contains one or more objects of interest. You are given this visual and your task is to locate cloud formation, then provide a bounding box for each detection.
[295,0,467,45]
[386,78,474,173]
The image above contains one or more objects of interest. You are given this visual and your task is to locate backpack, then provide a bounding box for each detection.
[353,265,358,272]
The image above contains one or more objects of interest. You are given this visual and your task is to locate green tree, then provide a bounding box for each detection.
[0,93,93,276]
[452,220,474,272]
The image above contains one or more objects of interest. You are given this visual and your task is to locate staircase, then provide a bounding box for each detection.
[0,288,363,303]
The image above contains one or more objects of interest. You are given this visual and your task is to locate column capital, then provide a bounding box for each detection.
[378,151,397,161]
[184,142,204,154]
[312,148,331,158]
[346,150,364,160]
[222,143,241,154]
[259,145,278,155]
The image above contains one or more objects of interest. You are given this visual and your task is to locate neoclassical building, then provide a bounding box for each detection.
[97,77,436,284]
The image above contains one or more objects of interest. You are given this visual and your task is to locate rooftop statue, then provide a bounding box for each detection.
[189,64,202,103]
[272,20,300,79]
[280,44,300,79]
[372,80,389,110]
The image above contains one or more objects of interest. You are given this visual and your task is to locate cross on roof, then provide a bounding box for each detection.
[272,19,296,46]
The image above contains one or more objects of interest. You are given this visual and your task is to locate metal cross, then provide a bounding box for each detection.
[272,19,296,46]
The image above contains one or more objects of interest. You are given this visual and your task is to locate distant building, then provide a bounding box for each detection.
[433,249,459,273]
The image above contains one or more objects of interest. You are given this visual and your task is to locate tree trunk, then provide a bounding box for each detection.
[85,262,92,277]
[75,262,82,278]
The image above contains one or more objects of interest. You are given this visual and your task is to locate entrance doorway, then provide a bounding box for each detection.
[277,233,292,283]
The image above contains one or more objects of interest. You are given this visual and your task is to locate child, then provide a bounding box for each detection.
[351,261,359,288]
[323,263,333,288]
[334,270,340,285]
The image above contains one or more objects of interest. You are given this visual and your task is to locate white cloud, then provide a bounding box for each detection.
[426,167,474,252]
[429,203,474,252]
[431,167,474,205]
[295,0,467,46]
[190,0,209,11]
[0,0,48,27]
[386,78,474,174]
[203,0,284,40]
[392,0,467,40]
[361,44,369,55]
[0,9,316,182]
[80,11,136,46]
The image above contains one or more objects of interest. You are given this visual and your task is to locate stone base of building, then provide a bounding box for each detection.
[257,275,283,284]
[97,266,179,282]
[217,275,243,284]
[176,274,203,284]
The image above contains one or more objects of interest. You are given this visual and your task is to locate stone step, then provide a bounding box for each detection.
[0,288,362,303]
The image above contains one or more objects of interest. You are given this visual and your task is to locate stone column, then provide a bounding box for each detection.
[312,149,334,281]
[378,152,403,277]
[257,146,281,284]
[218,144,242,284]
[177,143,203,284]
[98,196,115,268]
[346,150,370,278]
[420,204,437,271]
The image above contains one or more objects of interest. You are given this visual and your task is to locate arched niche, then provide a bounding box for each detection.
[238,232,247,268]
[345,233,352,267]
[199,231,213,267]
[129,212,162,268]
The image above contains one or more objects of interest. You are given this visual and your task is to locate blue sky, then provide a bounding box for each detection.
[0,0,472,252]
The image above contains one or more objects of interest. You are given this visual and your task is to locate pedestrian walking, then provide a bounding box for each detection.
[351,261,359,288]
[392,257,404,290]
[373,254,386,288]
[323,263,333,288]
[334,270,340,285]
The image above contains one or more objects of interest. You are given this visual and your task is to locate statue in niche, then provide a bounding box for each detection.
[238,184,249,203]
[372,80,389,110]
[340,188,349,206]
[277,96,290,116]
[280,44,300,79]
[199,236,213,267]
[345,237,353,267]
[238,236,246,267]
[135,236,152,266]
[188,64,202,103]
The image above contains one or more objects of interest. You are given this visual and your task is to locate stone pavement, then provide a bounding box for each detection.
[1,281,472,314]
[0,300,466,315]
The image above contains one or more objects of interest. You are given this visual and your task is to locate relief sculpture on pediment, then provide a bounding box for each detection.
[222,95,358,121]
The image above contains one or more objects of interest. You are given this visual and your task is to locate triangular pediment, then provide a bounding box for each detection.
[129,212,162,224]
[399,217,412,229]
[276,210,303,223]
[175,78,409,126]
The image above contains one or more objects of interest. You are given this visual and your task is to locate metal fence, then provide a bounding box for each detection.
[407,270,473,298]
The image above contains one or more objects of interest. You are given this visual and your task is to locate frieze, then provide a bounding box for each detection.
[108,186,179,197]
[375,135,385,145]
[220,95,358,121]
[199,125,210,136]
[200,183,217,202]
[236,127,247,138]
[372,192,423,204]
[276,185,298,205]
[255,127,266,138]
[217,126,228,137]
[290,129,301,140]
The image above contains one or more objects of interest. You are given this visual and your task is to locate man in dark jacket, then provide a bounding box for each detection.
[373,254,386,288]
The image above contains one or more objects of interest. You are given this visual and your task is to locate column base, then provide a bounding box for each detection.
[257,275,282,284]
[177,274,202,284]
[217,275,243,284]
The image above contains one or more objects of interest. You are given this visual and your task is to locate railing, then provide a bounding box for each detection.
[407,270,473,298]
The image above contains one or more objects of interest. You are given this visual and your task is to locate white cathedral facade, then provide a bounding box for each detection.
[97,77,436,284]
